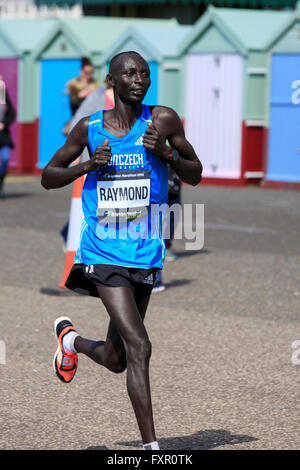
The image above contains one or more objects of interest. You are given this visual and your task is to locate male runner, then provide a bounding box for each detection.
[41,51,202,450]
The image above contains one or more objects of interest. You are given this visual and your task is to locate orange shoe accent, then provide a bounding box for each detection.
[54,350,78,383]
[53,321,78,383]
[58,325,76,348]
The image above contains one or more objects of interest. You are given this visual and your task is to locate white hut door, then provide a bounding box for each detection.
[185,54,244,179]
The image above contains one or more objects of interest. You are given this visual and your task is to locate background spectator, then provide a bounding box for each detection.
[0,82,16,199]
[67,57,100,116]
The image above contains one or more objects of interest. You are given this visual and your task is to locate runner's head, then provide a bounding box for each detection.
[106,51,151,103]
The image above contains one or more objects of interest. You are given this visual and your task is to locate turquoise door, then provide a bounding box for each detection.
[38,58,81,168]
[143,61,158,106]
[266,54,300,182]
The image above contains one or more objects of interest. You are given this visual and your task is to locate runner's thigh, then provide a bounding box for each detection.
[98,286,150,353]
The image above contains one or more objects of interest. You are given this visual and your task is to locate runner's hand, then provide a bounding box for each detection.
[87,139,112,172]
[143,124,169,161]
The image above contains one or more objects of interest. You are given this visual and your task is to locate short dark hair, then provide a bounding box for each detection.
[108,51,146,75]
[81,57,92,69]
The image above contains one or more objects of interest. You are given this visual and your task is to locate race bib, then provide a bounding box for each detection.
[97,169,150,221]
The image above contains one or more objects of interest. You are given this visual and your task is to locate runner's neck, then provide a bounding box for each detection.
[107,98,143,131]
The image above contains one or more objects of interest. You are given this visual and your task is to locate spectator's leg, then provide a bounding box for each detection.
[0,146,10,194]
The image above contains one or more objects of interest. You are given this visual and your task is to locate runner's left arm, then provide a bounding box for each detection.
[142,107,202,186]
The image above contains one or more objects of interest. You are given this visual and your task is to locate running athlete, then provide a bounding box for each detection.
[41,51,202,450]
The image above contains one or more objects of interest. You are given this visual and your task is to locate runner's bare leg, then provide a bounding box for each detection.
[74,286,155,443]
[74,289,151,372]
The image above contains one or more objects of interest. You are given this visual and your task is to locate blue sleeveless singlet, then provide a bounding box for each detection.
[74,105,169,270]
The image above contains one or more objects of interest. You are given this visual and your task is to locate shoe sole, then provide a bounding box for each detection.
[152,286,166,293]
[52,316,73,377]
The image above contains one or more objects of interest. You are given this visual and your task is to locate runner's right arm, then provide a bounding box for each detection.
[41,117,111,189]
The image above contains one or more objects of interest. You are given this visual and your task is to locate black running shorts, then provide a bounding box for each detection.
[65,263,159,299]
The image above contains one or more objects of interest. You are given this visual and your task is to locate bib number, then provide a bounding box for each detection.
[97,169,150,221]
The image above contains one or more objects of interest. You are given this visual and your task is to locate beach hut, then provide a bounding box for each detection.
[31,19,88,170]
[0,18,55,173]
[179,6,292,186]
[263,8,300,188]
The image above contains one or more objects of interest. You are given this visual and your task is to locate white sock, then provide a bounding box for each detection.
[62,331,79,353]
[143,441,160,450]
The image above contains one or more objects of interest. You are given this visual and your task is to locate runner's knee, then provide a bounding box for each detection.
[126,337,152,363]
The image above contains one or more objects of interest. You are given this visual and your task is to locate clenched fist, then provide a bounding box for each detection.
[142,123,170,161]
[87,139,112,172]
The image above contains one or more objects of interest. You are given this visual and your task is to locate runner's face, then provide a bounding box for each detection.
[110,57,151,102]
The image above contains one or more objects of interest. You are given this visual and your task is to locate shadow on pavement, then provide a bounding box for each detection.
[116,429,258,450]
[1,192,33,199]
[164,279,194,288]
[87,445,110,450]
[175,249,210,258]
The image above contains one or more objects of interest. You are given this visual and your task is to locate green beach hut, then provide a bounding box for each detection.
[0,18,55,173]
[262,7,300,188]
[178,6,293,186]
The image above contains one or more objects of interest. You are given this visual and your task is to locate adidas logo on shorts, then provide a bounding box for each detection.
[134,135,144,146]
[143,273,154,285]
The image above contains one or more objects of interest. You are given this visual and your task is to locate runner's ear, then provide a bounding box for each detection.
[102,139,109,146]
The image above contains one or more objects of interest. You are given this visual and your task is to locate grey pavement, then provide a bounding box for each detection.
[0,176,299,450]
